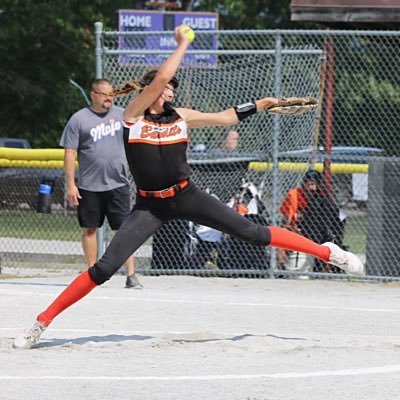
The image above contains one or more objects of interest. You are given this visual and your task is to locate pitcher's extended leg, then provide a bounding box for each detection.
[36,208,164,327]
[37,270,97,326]
[268,226,330,261]
[174,186,363,275]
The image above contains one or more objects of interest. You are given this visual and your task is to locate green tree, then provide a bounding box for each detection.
[0,0,300,147]
[0,0,140,147]
[192,0,294,29]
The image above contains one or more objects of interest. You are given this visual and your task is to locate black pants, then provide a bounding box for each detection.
[89,181,271,285]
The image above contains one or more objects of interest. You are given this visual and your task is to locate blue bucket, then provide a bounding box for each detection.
[38,183,52,195]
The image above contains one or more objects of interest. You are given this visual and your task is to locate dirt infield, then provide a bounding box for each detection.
[1,274,400,400]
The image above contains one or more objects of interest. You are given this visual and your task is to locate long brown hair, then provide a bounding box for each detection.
[110,69,179,97]
[109,70,159,97]
[109,80,144,96]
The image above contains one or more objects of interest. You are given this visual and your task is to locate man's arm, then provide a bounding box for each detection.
[64,148,80,206]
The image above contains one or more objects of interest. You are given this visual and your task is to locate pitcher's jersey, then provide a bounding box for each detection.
[123,109,191,191]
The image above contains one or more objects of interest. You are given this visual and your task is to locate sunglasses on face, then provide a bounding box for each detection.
[163,86,177,94]
[93,90,114,98]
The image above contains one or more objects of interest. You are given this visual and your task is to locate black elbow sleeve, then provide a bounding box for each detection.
[234,102,257,121]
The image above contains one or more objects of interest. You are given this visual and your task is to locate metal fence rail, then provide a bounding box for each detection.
[1,26,400,279]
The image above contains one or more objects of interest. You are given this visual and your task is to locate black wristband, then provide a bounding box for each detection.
[234,102,257,121]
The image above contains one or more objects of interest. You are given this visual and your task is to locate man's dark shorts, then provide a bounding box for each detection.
[78,185,131,230]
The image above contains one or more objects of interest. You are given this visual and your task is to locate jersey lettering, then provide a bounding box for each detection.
[90,120,122,142]
[140,124,182,139]
[126,116,188,145]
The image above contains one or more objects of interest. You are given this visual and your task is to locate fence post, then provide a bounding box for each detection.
[94,21,105,261]
[269,31,283,275]
[95,22,103,79]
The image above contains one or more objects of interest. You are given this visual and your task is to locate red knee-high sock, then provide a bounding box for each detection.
[268,226,330,261]
[37,270,98,326]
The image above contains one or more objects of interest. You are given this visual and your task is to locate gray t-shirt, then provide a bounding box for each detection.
[60,106,129,192]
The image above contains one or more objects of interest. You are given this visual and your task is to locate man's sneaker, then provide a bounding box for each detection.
[322,242,365,276]
[13,321,47,349]
[125,274,143,289]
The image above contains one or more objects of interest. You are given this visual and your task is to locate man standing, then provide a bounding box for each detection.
[278,169,345,273]
[60,79,142,289]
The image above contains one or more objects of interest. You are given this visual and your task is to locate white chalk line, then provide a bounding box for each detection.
[0,291,397,313]
[1,364,400,381]
[0,327,237,335]
[0,287,397,313]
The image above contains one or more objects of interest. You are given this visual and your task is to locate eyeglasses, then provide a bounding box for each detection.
[163,86,177,94]
[92,90,114,97]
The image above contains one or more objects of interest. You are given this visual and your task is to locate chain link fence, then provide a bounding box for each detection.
[1,26,400,279]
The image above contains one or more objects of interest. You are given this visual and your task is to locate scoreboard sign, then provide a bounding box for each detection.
[116,10,219,66]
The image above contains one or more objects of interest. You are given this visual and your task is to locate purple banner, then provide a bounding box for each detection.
[116,10,219,66]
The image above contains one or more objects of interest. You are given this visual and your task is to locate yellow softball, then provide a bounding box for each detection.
[181,26,195,43]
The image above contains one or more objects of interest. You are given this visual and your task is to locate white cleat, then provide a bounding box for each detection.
[323,242,365,276]
[13,321,47,350]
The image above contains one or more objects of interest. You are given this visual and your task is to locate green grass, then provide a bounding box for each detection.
[0,210,81,241]
[0,210,368,255]
[343,214,367,254]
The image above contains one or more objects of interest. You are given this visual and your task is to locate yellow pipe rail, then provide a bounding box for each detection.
[0,148,64,161]
[248,161,368,174]
[0,148,75,169]
[0,148,369,174]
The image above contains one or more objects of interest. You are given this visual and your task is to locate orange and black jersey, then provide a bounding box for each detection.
[123,109,191,191]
